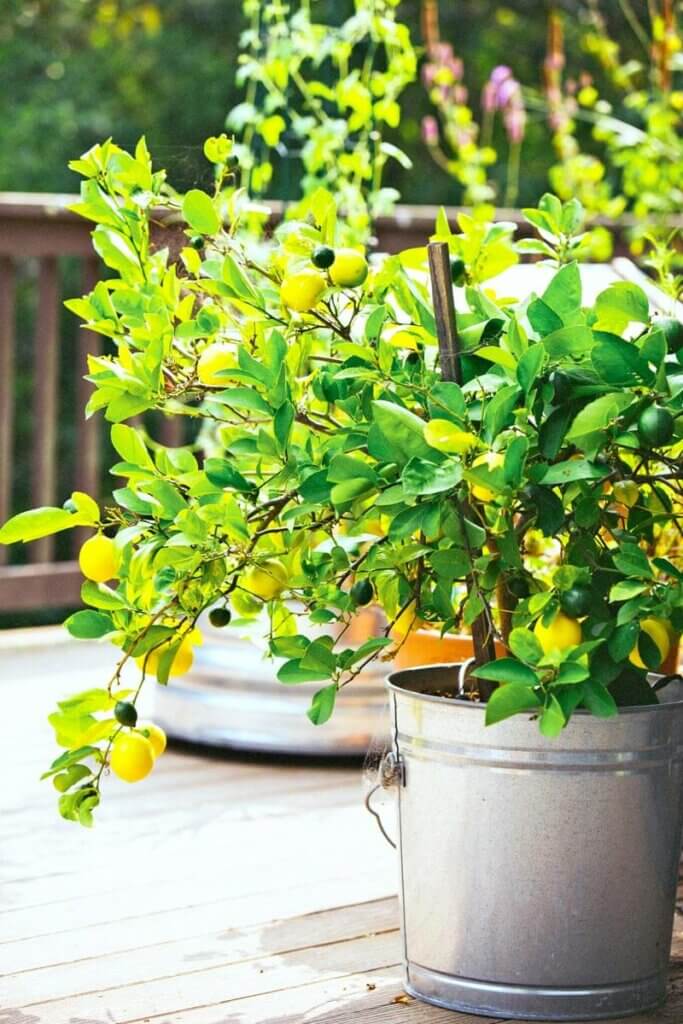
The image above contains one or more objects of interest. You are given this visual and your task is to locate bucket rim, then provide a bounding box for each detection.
[386,662,683,717]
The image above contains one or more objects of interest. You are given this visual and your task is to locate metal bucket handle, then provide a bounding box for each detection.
[365,750,404,848]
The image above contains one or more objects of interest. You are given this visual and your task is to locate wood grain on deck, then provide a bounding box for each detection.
[1,629,682,1024]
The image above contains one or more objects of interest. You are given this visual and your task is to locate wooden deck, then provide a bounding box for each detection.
[2,629,683,1023]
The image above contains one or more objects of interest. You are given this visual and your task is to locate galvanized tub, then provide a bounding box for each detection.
[386,664,683,1021]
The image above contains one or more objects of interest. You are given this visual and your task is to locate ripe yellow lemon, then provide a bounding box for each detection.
[470,451,504,502]
[386,327,420,350]
[629,618,670,669]
[79,534,118,583]
[242,560,288,601]
[140,722,167,758]
[534,612,582,654]
[197,342,236,386]
[137,634,196,678]
[329,249,369,288]
[280,270,326,312]
[110,732,155,783]
[424,420,479,455]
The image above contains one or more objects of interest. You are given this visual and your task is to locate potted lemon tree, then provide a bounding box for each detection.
[2,141,683,1020]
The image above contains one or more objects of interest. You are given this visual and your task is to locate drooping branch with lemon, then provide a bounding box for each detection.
[1,144,682,824]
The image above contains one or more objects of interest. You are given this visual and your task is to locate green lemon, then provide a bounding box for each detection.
[312,245,335,269]
[560,585,593,618]
[657,316,683,354]
[209,606,232,628]
[638,405,674,448]
[350,579,374,606]
[114,701,138,727]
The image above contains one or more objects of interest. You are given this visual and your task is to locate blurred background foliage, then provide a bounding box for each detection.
[2,0,676,215]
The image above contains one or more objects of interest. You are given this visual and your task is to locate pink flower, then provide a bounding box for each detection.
[421,115,439,146]
[490,65,513,86]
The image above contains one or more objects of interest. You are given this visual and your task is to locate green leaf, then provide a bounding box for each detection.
[471,658,539,685]
[582,678,618,718]
[539,459,609,485]
[508,627,544,665]
[345,636,393,666]
[330,478,376,506]
[591,338,648,385]
[527,298,562,336]
[328,455,377,484]
[543,326,594,358]
[204,458,256,494]
[278,659,331,684]
[538,405,575,461]
[613,545,653,580]
[402,458,461,497]
[274,402,294,452]
[64,610,114,639]
[609,581,648,602]
[539,694,566,737]
[485,683,541,725]
[0,507,83,545]
[111,424,155,470]
[608,621,640,661]
[566,393,632,443]
[182,189,221,234]
[503,436,529,488]
[41,745,100,780]
[555,662,590,684]
[594,282,649,333]
[307,684,337,725]
[542,262,582,320]
[81,581,127,610]
[516,346,545,395]
[300,639,337,675]
[372,400,434,466]
[482,385,521,442]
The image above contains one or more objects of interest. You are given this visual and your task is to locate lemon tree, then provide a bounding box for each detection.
[1,144,682,823]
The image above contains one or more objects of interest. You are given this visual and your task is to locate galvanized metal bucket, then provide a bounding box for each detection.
[385,664,683,1021]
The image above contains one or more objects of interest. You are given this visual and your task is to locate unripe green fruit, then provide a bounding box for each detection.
[114,701,138,727]
[209,606,232,628]
[638,404,674,448]
[450,258,466,286]
[507,575,530,599]
[560,585,593,618]
[657,316,683,353]
[190,235,205,250]
[62,498,77,513]
[350,579,374,606]
[312,245,335,270]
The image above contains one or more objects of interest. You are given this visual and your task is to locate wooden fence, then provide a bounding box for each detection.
[0,192,651,612]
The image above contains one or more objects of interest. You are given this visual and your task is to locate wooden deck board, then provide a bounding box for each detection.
[3,607,683,1017]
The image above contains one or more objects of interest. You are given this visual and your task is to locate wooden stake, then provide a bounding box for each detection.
[427,241,496,681]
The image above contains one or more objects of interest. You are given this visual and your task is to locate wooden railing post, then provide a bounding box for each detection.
[30,256,60,563]
[0,255,16,565]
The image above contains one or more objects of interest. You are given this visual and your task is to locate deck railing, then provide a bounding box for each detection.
[0,193,652,612]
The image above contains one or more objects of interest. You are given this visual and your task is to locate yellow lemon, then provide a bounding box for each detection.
[470,451,504,502]
[79,534,118,583]
[280,270,326,312]
[424,419,479,455]
[329,248,369,288]
[110,733,156,783]
[197,342,236,386]
[386,327,420,350]
[629,618,670,669]
[392,603,424,636]
[137,635,195,678]
[139,722,167,758]
[242,560,288,601]
[534,612,582,654]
